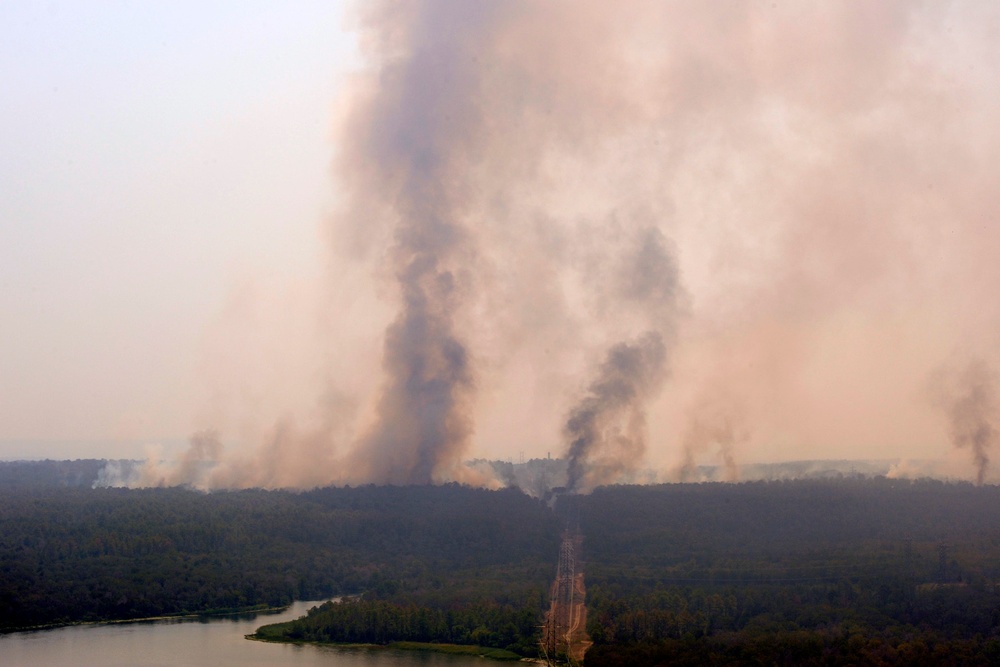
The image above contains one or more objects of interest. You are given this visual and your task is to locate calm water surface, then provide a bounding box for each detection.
[1,601,489,667]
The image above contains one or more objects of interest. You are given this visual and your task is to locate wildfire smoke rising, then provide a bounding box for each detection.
[111,2,1000,489]
[932,360,1000,487]
[563,224,681,493]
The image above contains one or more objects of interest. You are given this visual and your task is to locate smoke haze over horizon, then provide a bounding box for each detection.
[6,2,1000,488]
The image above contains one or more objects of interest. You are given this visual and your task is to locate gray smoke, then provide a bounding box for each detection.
[122,429,223,489]
[351,265,476,484]
[563,220,681,493]
[174,429,223,484]
[339,3,508,485]
[102,2,1000,490]
[934,359,999,486]
[564,332,668,493]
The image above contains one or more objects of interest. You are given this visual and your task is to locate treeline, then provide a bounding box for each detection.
[585,627,1000,667]
[0,482,559,631]
[574,479,1000,666]
[8,465,1000,664]
[255,594,542,656]
[0,459,109,489]
[584,582,1000,664]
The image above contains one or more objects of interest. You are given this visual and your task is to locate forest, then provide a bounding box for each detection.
[0,463,558,631]
[577,479,1000,665]
[4,461,1000,664]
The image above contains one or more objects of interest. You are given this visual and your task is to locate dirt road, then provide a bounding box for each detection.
[542,531,592,664]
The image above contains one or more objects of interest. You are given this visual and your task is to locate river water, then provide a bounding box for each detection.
[0,601,489,667]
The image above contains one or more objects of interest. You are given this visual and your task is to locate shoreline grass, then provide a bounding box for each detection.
[3,603,292,635]
[247,634,524,661]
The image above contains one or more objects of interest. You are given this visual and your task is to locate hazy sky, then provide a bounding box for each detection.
[4,2,1000,486]
[1,2,356,458]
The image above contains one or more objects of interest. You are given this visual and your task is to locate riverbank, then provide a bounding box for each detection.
[4,599,496,667]
[1,602,295,635]
[247,634,525,661]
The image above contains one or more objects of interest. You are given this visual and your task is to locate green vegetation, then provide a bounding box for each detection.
[6,463,1000,663]
[253,595,542,656]
[389,641,522,660]
[0,480,558,633]
[577,479,1000,666]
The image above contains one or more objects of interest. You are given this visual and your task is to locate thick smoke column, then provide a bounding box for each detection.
[934,360,999,486]
[563,225,680,493]
[339,3,508,485]
[101,2,1000,490]
[565,333,668,493]
[351,247,476,484]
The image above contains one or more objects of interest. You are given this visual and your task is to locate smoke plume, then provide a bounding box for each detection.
[332,3,509,485]
[564,332,668,493]
[132,430,222,489]
[101,2,1000,489]
[562,221,681,492]
[932,360,999,486]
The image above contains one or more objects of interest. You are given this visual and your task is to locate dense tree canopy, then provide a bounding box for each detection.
[577,479,1000,666]
[5,464,1000,664]
[0,479,558,630]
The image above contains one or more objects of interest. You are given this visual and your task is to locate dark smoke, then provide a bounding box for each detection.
[352,265,476,484]
[564,332,669,493]
[934,359,999,486]
[343,3,506,485]
[563,221,681,493]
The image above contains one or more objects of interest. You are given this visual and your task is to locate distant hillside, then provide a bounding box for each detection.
[0,457,945,493]
[0,459,116,489]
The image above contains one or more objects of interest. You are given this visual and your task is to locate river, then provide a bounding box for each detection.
[0,601,491,667]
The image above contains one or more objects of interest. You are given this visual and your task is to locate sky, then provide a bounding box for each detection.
[3,2,1000,488]
[1,1,357,459]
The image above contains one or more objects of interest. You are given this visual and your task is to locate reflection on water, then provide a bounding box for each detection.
[0,601,487,667]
